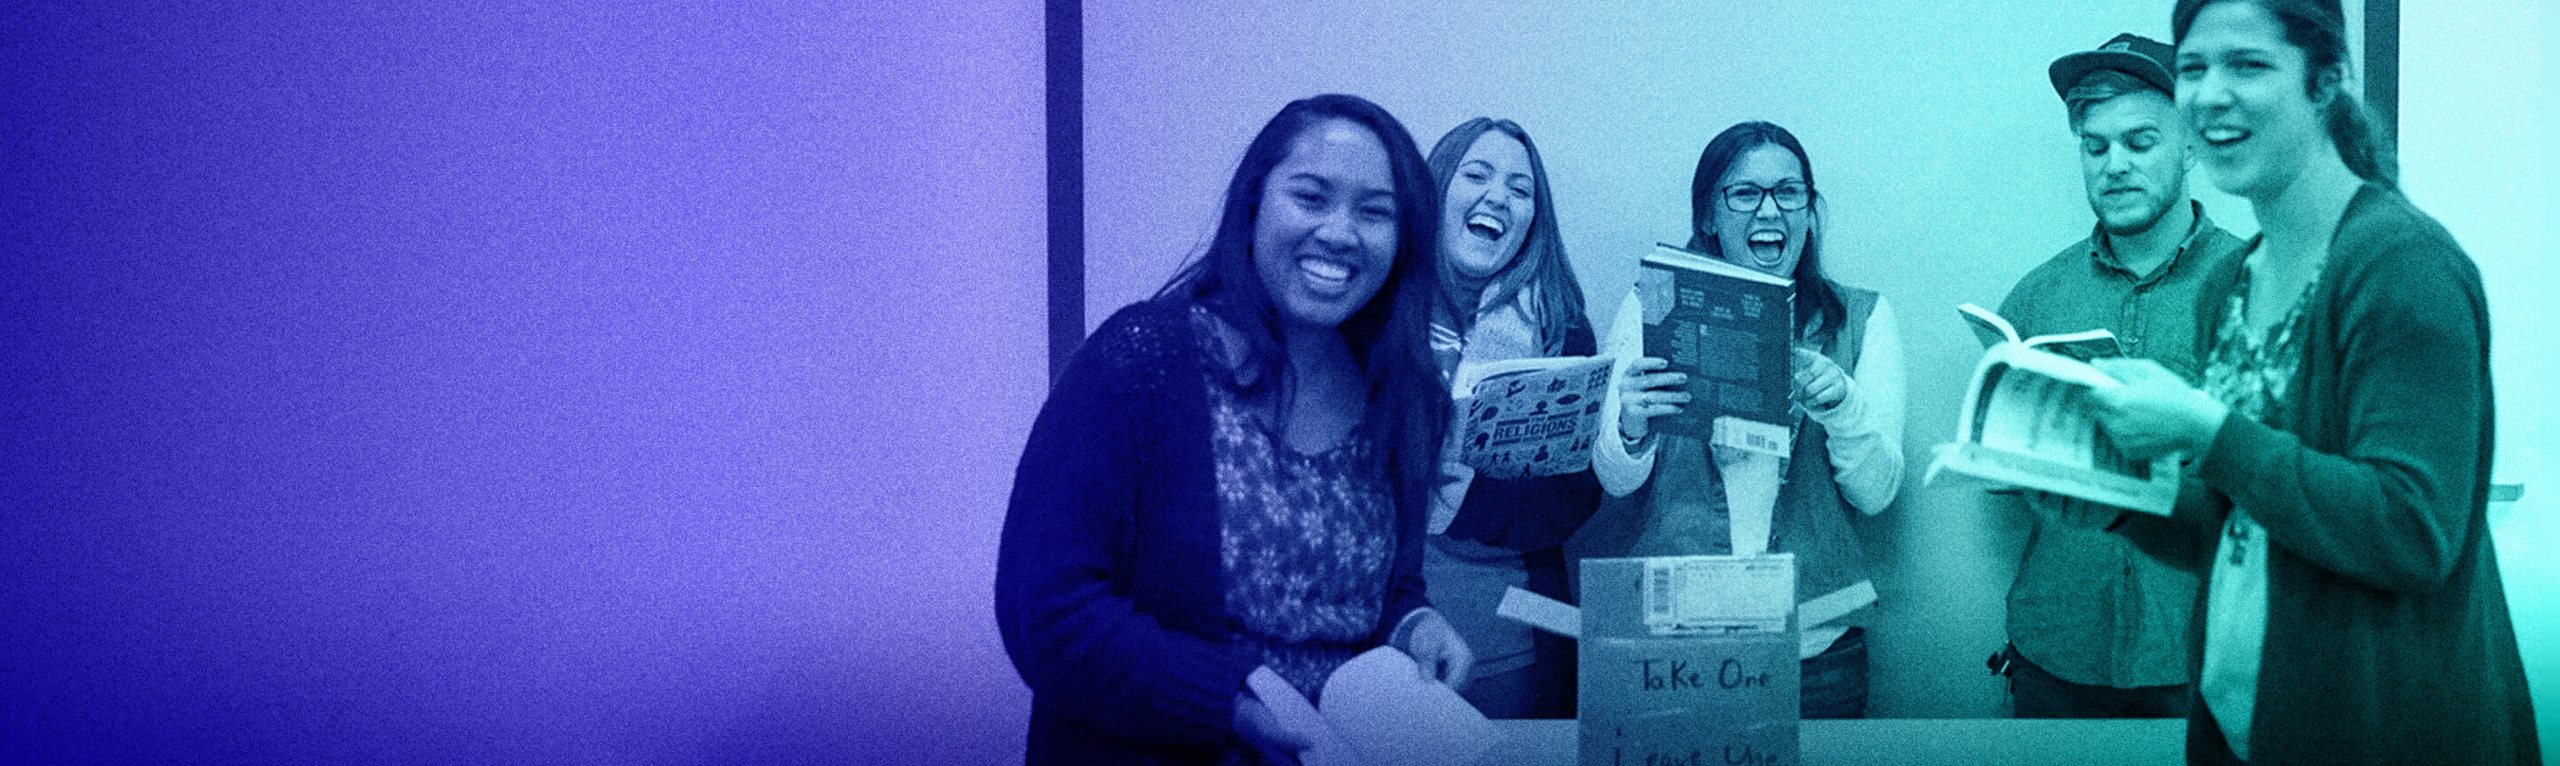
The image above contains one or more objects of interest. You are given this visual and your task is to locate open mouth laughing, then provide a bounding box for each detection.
[1746,229,1787,266]
[1465,210,1507,242]
[1294,255,1357,297]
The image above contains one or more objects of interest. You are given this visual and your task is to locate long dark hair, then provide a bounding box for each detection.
[1685,121,1848,346]
[2173,0,2397,188]
[1425,117,1588,356]
[1157,94,1446,513]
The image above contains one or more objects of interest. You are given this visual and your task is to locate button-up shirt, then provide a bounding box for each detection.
[1998,202,2249,688]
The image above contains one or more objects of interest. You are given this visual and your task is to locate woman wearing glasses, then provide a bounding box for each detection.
[1590,121,1907,718]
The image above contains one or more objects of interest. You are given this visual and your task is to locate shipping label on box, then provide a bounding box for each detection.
[1578,556,1798,766]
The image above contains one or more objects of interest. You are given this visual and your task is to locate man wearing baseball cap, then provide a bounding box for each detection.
[1983,33,2249,719]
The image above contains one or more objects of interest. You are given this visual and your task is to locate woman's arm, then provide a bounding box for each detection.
[1810,295,1906,515]
[994,310,1255,749]
[2096,223,2489,595]
[1593,288,1659,496]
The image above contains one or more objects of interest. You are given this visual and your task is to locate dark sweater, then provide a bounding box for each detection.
[2176,186,2538,764]
[995,297,1432,764]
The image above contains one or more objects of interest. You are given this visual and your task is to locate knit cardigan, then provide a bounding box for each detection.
[2174,185,2538,764]
[995,297,1434,764]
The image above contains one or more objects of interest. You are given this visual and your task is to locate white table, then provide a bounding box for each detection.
[1486,717,2185,765]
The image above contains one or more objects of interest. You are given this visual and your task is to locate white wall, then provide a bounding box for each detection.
[2400,0,2556,752]
[1082,0,2546,726]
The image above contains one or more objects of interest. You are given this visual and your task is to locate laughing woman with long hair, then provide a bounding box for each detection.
[1418,117,1603,719]
[1591,121,1907,719]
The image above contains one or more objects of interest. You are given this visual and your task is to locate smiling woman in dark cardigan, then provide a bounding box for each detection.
[2083,0,2538,762]
[995,94,1471,764]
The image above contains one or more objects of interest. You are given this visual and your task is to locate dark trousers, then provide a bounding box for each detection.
[1800,627,1867,719]
[1999,644,2190,719]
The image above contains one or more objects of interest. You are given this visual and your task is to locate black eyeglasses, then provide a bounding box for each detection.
[1720,181,1813,212]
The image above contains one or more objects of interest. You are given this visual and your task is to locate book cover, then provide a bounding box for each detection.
[1956,302,2125,361]
[1451,355,1615,479]
[1636,243,1793,456]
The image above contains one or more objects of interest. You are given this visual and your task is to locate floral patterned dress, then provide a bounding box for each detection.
[1194,308,1399,703]
[2195,258,2317,760]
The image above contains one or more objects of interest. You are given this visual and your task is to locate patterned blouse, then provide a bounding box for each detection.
[2195,257,2316,760]
[1194,308,1399,703]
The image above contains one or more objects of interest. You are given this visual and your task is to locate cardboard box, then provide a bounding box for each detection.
[1577,556,1799,766]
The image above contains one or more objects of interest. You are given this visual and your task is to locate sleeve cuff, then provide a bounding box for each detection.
[1593,429,1657,497]
[1389,607,1440,650]
[1805,376,1866,432]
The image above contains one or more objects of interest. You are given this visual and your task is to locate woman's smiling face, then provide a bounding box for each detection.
[1438,131,1535,282]
[1252,119,1400,331]
[1705,143,1811,278]
[2175,0,2331,202]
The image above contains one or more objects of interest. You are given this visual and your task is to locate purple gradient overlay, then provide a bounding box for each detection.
[7,1,1041,762]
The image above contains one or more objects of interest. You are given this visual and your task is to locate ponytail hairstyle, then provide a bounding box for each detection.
[1425,117,1588,356]
[2173,0,2397,188]
[1685,121,1848,347]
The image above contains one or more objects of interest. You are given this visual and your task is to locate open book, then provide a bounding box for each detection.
[1637,243,1793,457]
[1924,303,2179,516]
[1451,355,1615,479]
[1245,647,1498,766]
[1955,302,2124,361]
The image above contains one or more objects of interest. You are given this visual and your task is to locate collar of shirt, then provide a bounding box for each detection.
[2085,200,2217,290]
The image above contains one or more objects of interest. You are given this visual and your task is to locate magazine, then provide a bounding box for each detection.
[1451,355,1615,479]
[1924,304,2179,515]
[1636,243,1794,457]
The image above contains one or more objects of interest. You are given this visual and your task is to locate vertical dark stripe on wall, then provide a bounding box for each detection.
[2364,0,2398,144]
[1046,0,1084,382]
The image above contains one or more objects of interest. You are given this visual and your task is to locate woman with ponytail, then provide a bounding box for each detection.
[2083,0,2538,761]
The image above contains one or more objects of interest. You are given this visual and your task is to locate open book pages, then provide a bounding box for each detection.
[1246,647,1498,766]
[1926,339,2180,516]
[1957,302,2124,361]
[1450,355,1615,479]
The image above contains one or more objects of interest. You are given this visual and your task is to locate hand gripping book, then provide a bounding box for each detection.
[1636,243,1793,457]
[1924,303,2179,515]
[1451,355,1616,479]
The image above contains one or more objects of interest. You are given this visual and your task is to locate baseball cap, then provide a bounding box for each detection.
[2048,33,2177,102]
